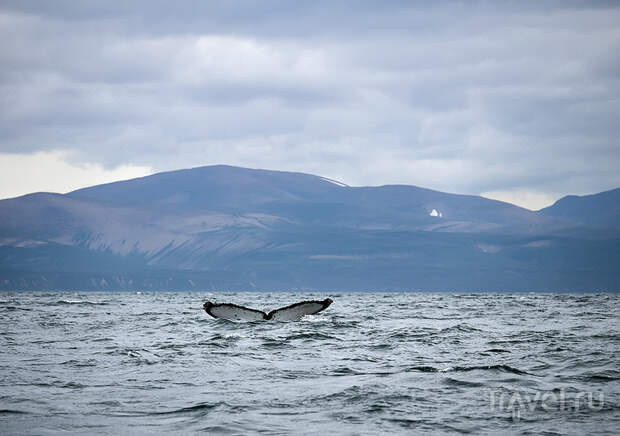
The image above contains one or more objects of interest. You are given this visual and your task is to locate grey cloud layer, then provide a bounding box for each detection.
[1,0,619,198]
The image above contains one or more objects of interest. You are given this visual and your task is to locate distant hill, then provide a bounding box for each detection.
[539,188,620,229]
[66,165,550,232]
[0,165,618,291]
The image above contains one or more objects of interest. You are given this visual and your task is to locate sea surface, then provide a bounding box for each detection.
[1,292,618,435]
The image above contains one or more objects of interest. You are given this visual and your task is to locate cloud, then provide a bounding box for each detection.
[0,151,152,199]
[0,1,619,207]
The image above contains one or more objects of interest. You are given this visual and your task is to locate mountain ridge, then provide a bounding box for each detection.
[1,165,618,291]
[540,187,620,229]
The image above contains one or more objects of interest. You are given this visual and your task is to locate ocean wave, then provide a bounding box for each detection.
[1,306,32,311]
[559,370,620,383]
[2,291,618,435]
[149,402,222,416]
[408,364,531,375]
[56,299,108,306]
[285,332,339,341]
[442,377,486,387]
[439,323,483,333]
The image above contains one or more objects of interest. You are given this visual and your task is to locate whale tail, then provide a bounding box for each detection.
[203,298,333,321]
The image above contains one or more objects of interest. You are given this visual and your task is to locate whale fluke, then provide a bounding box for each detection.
[203,301,267,321]
[203,298,333,321]
[266,299,333,321]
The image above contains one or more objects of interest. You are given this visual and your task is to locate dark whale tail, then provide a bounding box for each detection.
[203,298,333,321]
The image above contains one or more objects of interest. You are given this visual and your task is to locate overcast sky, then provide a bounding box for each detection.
[1,1,619,209]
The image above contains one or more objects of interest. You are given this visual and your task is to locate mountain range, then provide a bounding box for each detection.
[1,165,618,291]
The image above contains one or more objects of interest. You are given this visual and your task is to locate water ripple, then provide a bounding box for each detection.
[0,291,618,434]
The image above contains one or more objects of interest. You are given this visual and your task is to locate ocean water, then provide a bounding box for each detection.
[1,292,618,435]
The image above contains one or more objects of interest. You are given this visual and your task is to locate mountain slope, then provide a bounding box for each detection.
[540,188,620,229]
[0,165,618,291]
[65,164,552,232]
